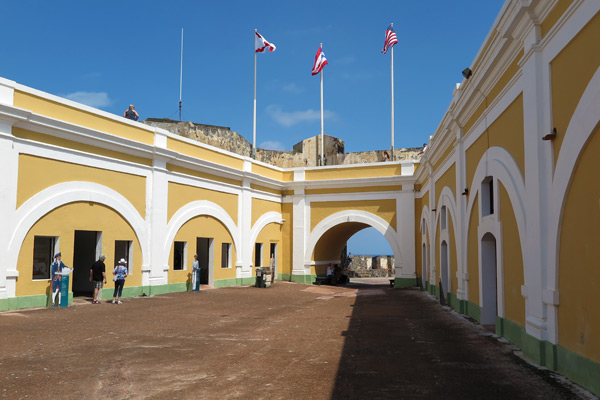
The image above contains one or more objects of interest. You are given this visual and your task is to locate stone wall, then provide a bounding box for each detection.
[347,255,395,277]
[143,118,423,168]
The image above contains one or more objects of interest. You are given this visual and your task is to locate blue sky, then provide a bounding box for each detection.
[0,0,503,255]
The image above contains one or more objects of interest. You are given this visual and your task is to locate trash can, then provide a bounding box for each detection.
[192,269,201,292]
[255,268,266,288]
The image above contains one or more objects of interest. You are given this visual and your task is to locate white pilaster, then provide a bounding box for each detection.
[292,187,308,277]
[147,131,170,287]
[396,190,416,280]
[520,25,552,341]
[239,175,253,279]
[454,123,468,300]
[0,121,18,299]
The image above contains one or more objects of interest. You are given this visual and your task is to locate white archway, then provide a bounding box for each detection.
[249,211,283,267]
[7,181,149,273]
[466,146,527,256]
[163,200,240,267]
[305,210,402,268]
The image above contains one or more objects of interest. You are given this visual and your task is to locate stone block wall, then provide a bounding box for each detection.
[143,119,423,168]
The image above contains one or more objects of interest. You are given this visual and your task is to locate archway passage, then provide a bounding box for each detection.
[313,222,369,275]
[72,230,100,297]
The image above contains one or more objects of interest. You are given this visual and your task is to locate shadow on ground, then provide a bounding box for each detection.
[329,283,579,400]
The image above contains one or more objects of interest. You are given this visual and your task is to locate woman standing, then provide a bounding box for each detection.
[112,259,128,304]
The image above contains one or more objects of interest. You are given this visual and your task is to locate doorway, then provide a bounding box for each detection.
[481,232,498,326]
[72,230,101,296]
[196,237,213,285]
[421,243,427,289]
[270,243,278,279]
[440,240,449,301]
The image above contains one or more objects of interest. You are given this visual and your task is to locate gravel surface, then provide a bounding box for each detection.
[0,281,587,399]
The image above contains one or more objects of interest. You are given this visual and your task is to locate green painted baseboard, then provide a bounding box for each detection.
[291,274,316,284]
[394,277,417,288]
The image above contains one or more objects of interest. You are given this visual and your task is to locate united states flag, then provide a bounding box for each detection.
[382,25,398,54]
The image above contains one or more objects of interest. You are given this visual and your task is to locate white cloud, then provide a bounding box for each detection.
[266,105,337,127]
[63,91,113,108]
[282,83,305,94]
[259,141,286,151]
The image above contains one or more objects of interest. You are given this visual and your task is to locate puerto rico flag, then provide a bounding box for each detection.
[311,44,328,75]
[255,31,276,53]
[382,25,398,54]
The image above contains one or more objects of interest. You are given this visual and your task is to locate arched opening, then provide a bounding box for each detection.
[440,240,449,300]
[481,232,498,326]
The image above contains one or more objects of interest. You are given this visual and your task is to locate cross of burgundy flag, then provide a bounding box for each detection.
[382,25,398,54]
[255,31,276,53]
[311,44,328,75]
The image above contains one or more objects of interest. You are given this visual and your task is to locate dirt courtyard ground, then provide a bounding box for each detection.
[0,280,590,399]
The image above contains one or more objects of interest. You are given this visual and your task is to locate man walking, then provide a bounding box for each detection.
[89,255,107,304]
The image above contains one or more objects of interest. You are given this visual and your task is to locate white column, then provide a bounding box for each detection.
[147,131,170,287]
[395,189,416,280]
[0,121,18,299]
[454,124,468,300]
[520,26,553,341]
[239,165,253,279]
[428,164,436,285]
[292,170,308,279]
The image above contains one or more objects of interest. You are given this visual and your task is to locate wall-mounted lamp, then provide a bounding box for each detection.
[462,68,473,80]
[462,188,469,196]
[542,128,557,141]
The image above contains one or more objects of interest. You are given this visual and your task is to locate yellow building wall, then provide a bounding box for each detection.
[488,94,525,176]
[17,154,146,216]
[252,163,284,182]
[16,202,142,296]
[13,128,152,167]
[13,91,154,145]
[466,133,489,191]
[167,137,244,171]
[310,199,397,231]
[167,182,238,223]
[253,222,283,276]
[467,195,480,305]
[551,12,600,168]
[305,164,402,180]
[558,124,600,364]
[542,0,575,37]
[465,94,525,189]
[498,182,525,326]
[252,198,282,227]
[281,203,293,276]
[435,165,456,204]
[168,215,237,284]
[250,184,283,196]
[167,164,241,187]
[432,139,456,172]
[463,50,524,134]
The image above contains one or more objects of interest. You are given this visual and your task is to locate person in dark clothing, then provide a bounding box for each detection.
[123,104,139,121]
[89,255,107,304]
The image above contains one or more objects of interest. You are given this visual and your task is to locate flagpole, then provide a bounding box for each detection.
[390,23,395,161]
[320,44,324,166]
[179,28,184,121]
[253,30,257,159]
